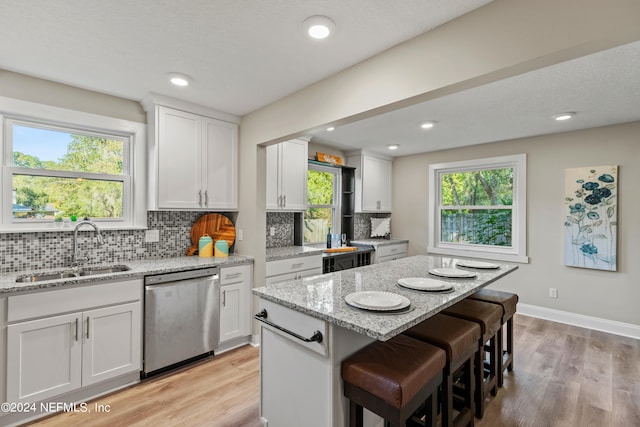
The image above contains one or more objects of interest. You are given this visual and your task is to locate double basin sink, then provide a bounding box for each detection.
[16,265,130,283]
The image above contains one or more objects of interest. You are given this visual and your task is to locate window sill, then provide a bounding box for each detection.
[428,246,529,264]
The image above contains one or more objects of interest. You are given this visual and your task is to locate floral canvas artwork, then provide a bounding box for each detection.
[564,165,617,271]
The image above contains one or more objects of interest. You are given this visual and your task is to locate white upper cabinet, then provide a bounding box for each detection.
[266,138,308,211]
[145,97,239,211]
[347,151,393,213]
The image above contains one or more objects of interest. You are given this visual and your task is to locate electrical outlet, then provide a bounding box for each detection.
[270,226,275,236]
[237,229,243,241]
[549,287,558,298]
[144,229,160,243]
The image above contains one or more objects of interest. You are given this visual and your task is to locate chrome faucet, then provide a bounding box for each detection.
[72,219,106,267]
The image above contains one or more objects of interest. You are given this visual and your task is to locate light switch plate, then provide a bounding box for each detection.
[145,229,160,243]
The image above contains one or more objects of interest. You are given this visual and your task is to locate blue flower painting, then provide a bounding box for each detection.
[564,165,617,271]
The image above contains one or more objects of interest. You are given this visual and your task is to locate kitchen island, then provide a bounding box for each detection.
[252,254,518,427]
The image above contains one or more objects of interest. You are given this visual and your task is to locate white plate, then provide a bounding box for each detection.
[345,291,410,311]
[455,260,500,269]
[429,268,477,279]
[397,277,453,291]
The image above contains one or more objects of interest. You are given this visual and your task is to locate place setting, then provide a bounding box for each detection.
[396,277,455,293]
[455,259,501,270]
[344,291,414,314]
[428,267,478,279]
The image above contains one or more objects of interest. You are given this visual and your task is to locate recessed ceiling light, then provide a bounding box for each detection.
[326,127,335,132]
[553,112,575,121]
[303,15,335,39]
[388,144,399,150]
[420,121,436,129]
[168,72,191,87]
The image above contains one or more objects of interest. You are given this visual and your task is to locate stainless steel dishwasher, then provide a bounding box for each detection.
[143,267,219,376]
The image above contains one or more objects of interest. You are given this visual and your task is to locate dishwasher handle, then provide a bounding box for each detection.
[254,309,323,344]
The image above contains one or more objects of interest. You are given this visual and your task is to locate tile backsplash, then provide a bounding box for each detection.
[266,211,392,248]
[0,211,237,274]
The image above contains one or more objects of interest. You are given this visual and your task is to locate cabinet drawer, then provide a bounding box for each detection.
[220,264,252,285]
[266,254,322,277]
[258,299,328,356]
[376,243,408,258]
[8,279,143,323]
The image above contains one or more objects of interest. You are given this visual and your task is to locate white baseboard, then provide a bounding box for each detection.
[518,303,640,340]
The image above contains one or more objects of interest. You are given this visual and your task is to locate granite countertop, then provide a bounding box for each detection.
[351,238,409,247]
[253,255,518,341]
[0,254,254,295]
[266,246,324,262]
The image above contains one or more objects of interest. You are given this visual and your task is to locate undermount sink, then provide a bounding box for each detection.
[15,265,131,283]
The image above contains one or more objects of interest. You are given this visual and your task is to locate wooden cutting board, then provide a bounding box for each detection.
[323,247,358,253]
[186,213,236,256]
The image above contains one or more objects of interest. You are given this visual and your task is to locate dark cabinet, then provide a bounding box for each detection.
[322,249,372,274]
[341,166,356,243]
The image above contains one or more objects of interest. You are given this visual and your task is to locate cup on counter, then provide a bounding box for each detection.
[214,239,229,257]
[198,234,213,257]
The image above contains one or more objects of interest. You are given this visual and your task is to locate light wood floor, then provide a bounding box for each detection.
[27,314,640,427]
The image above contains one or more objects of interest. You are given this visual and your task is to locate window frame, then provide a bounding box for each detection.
[304,162,341,244]
[0,96,147,231]
[428,154,528,263]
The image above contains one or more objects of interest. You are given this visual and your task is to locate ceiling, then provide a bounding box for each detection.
[0,0,492,116]
[1,1,639,158]
[309,40,640,156]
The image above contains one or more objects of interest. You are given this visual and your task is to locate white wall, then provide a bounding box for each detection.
[393,122,640,326]
[0,70,145,123]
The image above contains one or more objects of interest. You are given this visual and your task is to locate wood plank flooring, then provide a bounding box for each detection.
[26,314,640,427]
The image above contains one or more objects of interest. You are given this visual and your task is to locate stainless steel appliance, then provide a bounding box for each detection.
[143,267,219,376]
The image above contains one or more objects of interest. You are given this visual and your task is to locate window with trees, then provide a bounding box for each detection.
[304,163,340,244]
[428,154,527,263]
[1,98,145,231]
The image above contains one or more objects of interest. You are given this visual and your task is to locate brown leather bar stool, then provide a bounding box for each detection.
[442,299,502,419]
[468,289,519,387]
[342,334,446,427]
[404,313,479,427]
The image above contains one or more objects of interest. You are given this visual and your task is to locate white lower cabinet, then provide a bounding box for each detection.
[5,279,142,404]
[7,313,82,403]
[218,264,252,346]
[374,242,408,263]
[265,254,323,285]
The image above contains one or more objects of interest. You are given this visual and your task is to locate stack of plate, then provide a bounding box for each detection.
[397,277,453,292]
[428,268,477,279]
[345,291,410,312]
[455,260,500,269]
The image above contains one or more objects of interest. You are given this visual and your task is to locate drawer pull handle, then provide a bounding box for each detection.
[254,309,323,344]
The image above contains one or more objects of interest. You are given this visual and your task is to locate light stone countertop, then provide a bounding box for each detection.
[265,246,324,262]
[351,238,409,247]
[0,254,253,295]
[253,254,518,341]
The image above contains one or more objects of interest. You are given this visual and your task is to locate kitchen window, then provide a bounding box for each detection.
[0,97,146,231]
[304,163,341,244]
[428,154,528,263]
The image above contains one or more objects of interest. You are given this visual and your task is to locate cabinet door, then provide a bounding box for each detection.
[7,313,82,403]
[279,140,308,210]
[203,118,238,209]
[266,144,280,210]
[362,155,392,212]
[219,283,248,344]
[157,107,203,209]
[82,302,142,387]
